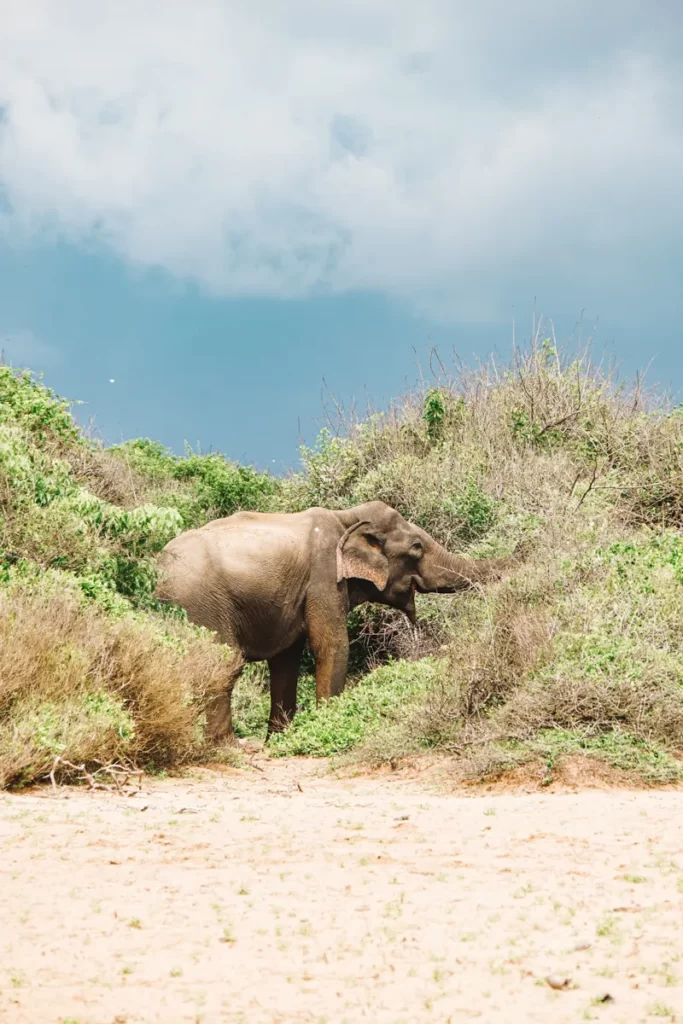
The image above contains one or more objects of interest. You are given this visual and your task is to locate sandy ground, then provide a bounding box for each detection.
[2,757,683,1024]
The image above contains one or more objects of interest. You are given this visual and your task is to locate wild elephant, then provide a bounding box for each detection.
[155,500,515,742]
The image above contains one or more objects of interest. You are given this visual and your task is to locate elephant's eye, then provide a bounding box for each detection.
[409,540,423,556]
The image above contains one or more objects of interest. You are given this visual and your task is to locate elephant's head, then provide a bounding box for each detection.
[335,500,514,622]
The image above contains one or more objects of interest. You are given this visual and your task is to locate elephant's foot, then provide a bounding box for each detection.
[209,731,240,748]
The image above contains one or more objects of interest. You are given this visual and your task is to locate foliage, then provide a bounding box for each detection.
[0,365,256,787]
[231,665,272,738]
[438,729,683,786]
[107,438,178,482]
[353,528,683,781]
[3,336,683,787]
[267,660,439,757]
[0,369,277,613]
[423,389,446,442]
[0,364,83,448]
[0,578,241,789]
[173,448,278,517]
[108,438,277,525]
[266,339,683,781]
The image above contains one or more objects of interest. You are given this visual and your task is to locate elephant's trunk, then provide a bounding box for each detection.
[415,538,514,593]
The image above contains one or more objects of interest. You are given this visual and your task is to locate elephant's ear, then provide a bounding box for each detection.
[336,520,390,590]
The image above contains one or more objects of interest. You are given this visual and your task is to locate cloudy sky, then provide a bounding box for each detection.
[1,1,681,467]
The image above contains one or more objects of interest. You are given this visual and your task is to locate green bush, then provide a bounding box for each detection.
[436,729,683,786]
[0,576,242,788]
[0,365,82,449]
[173,449,277,517]
[0,367,282,611]
[267,660,439,757]
[109,439,278,521]
[107,438,178,482]
[232,665,271,738]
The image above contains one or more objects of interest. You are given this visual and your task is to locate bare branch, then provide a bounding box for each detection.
[47,756,143,795]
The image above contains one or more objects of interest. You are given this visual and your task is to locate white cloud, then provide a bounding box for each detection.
[0,1,681,318]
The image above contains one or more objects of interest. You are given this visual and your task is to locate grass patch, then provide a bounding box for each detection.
[472,729,683,785]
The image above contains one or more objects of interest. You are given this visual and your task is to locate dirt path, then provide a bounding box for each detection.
[2,757,683,1024]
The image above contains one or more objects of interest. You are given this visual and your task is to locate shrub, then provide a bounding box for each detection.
[267,660,439,757]
[277,339,683,541]
[352,528,683,782]
[109,439,278,525]
[173,449,277,517]
[271,339,683,782]
[497,532,683,743]
[0,364,82,450]
[0,580,242,788]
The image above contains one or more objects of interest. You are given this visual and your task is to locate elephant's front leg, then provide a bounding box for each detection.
[305,595,350,702]
[266,635,306,738]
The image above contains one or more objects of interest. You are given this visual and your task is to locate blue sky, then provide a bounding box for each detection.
[1,1,681,470]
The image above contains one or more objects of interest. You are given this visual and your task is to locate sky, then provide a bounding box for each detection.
[0,1,681,471]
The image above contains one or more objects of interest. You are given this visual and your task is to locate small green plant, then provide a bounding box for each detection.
[442,480,498,542]
[647,1003,675,1019]
[423,389,446,442]
[596,915,617,938]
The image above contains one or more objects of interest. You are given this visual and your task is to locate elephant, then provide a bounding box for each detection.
[154,500,516,743]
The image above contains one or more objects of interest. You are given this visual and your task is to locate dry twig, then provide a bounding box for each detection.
[48,756,143,794]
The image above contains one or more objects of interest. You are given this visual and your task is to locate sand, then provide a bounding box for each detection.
[2,756,682,1023]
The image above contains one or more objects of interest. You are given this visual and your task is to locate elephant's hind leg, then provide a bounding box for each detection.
[266,635,306,738]
[206,657,244,745]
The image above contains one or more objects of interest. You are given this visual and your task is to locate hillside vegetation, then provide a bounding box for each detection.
[1,339,682,788]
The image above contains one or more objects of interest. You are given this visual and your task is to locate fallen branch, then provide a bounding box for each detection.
[47,756,143,795]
